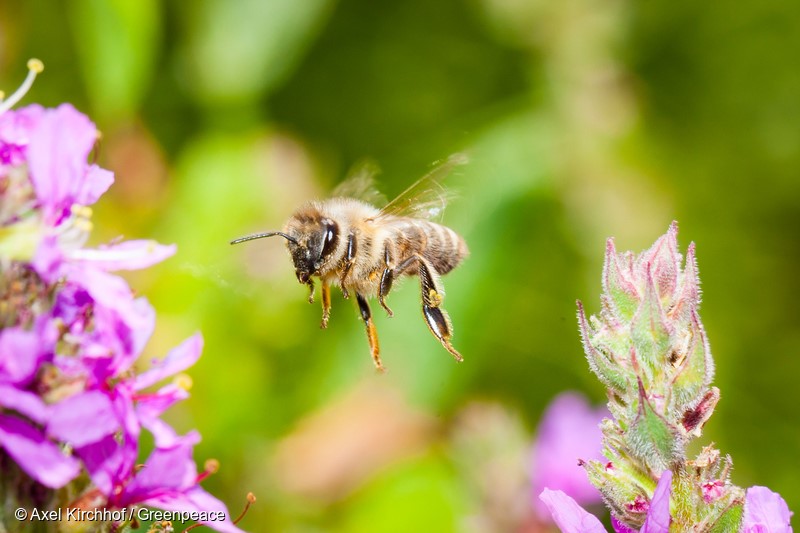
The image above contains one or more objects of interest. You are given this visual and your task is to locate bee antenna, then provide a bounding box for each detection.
[230,232,298,245]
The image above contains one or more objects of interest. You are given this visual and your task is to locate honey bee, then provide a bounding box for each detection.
[231,155,469,371]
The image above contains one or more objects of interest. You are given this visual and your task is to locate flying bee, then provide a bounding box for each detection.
[231,155,469,371]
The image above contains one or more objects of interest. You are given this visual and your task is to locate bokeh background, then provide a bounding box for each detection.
[2,0,799,530]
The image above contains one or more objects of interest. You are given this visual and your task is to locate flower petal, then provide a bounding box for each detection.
[641,470,672,533]
[0,326,41,385]
[78,390,139,497]
[71,240,176,271]
[0,104,44,161]
[741,486,793,533]
[78,165,114,206]
[68,267,155,359]
[143,487,245,533]
[137,383,189,447]
[124,431,202,498]
[532,392,607,517]
[539,489,607,533]
[0,413,80,488]
[31,235,66,282]
[78,434,131,496]
[134,333,203,390]
[0,384,50,424]
[612,516,638,533]
[27,104,99,221]
[48,390,119,447]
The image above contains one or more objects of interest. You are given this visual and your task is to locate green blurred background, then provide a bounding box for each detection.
[2,0,799,530]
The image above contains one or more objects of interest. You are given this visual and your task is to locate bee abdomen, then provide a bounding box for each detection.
[395,221,467,275]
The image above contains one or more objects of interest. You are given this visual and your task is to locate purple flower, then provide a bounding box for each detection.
[531,392,607,517]
[1,67,245,531]
[539,470,673,533]
[741,486,793,532]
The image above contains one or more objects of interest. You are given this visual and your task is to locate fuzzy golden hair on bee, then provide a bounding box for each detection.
[231,154,469,372]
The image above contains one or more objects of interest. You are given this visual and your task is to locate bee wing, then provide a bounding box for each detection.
[331,160,387,206]
[378,153,467,221]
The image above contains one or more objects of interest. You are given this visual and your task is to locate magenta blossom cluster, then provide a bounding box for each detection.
[0,67,242,531]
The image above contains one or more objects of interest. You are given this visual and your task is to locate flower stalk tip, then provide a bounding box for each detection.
[540,223,793,532]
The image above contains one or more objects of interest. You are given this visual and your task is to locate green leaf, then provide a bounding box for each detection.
[628,380,681,472]
[180,0,334,105]
[69,0,161,121]
[707,500,744,533]
[671,312,713,411]
[602,240,639,321]
[630,266,671,377]
[578,301,628,393]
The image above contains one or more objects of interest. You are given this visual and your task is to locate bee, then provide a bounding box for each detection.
[231,155,469,371]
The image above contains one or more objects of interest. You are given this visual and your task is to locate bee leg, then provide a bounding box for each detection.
[415,255,463,362]
[321,281,331,329]
[306,279,315,304]
[378,269,394,317]
[339,232,357,299]
[356,292,385,372]
[378,245,397,317]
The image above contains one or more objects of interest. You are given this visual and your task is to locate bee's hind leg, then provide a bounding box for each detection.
[356,292,385,372]
[414,255,463,362]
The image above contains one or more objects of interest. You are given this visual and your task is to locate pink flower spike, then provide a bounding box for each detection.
[539,489,607,533]
[741,486,793,533]
[641,470,672,533]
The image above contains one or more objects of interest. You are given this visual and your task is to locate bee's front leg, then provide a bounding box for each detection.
[339,232,357,299]
[320,280,331,329]
[306,279,315,304]
[414,255,463,362]
[356,292,384,372]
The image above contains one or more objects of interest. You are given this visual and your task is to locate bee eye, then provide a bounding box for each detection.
[320,221,338,260]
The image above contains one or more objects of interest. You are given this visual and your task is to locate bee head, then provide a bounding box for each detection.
[284,211,339,285]
[229,206,339,285]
